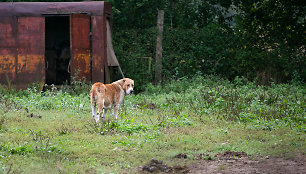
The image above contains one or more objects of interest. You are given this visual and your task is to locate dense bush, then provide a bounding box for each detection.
[109,0,305,89]
[113,23,305,91]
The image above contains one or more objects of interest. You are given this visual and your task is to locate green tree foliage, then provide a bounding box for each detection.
[230,0,306,84]
[109,0,305,86]
[109,0,225,30]
[108,0,164,30]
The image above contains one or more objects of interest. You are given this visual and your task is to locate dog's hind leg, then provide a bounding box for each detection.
[102,108,107,121]
[114,104,119,120]
[96,99,105,123]
[96,106,101,123]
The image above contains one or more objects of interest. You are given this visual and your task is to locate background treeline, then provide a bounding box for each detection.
[109,0,306,90]
[3,0,305,91]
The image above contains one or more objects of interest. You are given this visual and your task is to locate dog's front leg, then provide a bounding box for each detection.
[114,104,119,120]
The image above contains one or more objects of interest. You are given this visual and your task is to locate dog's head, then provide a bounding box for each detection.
[121,78,134,95]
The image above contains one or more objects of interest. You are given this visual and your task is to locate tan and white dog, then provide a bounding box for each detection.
[90,78,134,122]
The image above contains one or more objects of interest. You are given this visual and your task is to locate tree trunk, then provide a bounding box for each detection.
[155,10,164,84]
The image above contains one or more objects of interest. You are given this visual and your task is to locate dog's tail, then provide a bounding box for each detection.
[90,89,95,107]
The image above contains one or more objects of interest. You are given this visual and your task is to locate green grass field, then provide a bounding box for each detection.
[0,76,305,173]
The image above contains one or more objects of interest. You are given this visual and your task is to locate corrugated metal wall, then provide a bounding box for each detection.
[0,16,45,88]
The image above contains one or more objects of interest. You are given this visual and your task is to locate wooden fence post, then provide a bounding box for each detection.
[154,10,164,84]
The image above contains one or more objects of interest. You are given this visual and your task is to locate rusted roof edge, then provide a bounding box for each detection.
[0,2,108,17]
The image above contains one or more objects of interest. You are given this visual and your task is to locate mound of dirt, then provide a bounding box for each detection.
[214,151,247,160]
[142,159,189,173]
[175,153,188,159]
[196,153,213,160]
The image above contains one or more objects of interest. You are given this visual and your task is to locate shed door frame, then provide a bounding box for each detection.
[70,13,91,82]
[91,15,105,83]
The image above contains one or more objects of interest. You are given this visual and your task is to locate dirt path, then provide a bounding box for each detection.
[141,151,305,174]
[189,152,305,174]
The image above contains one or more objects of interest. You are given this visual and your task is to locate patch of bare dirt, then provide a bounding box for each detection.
[139,152,305,173]
[188,151,306,174]
[141,159,189,173]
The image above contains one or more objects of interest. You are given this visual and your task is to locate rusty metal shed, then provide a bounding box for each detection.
[0,1,119,89]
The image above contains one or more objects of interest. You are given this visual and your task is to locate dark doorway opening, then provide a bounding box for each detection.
[45,16,70,85]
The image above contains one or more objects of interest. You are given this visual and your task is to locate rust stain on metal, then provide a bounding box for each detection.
[0,55,16,84]
[0,56,15,72]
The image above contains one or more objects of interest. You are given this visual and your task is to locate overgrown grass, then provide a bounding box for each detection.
[0,75,305,173]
